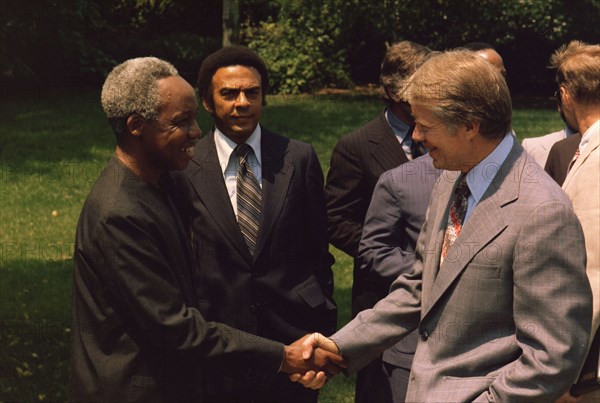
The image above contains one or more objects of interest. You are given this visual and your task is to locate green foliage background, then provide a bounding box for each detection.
[1,0,599,93]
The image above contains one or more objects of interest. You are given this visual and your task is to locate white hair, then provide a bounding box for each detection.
[101,57,178,138]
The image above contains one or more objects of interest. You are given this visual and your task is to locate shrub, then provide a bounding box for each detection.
[243,1,352,94]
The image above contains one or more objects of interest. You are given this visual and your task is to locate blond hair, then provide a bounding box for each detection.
[403,50,511,138]
[380,41,432,103]
[550,40,600,104]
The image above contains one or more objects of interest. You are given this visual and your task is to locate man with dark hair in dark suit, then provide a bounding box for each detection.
[69,56,344,403]
[324,40,432,403]
[169,46,337,402]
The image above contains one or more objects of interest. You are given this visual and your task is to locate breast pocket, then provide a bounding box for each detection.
[294,278,326,308]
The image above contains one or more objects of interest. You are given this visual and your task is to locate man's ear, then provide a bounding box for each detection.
[202,98,214,114]
[384,86,400,103]
[127,114,144,137]
[463,121,481,139]
[560,86,573,109]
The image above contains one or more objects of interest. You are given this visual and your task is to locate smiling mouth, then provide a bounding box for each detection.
[182,144,195,156]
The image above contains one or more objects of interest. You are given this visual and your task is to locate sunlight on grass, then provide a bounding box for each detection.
[0,88,563,402]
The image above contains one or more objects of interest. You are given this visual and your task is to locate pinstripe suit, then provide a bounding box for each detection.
[169,127,336,402]
[331,141,592,402]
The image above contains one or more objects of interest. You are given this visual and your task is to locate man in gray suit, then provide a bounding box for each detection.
[356,154,440,402]
[324,40,432,403]
[292,50,592,402]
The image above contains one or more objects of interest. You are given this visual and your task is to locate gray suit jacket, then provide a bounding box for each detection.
[357,154,440,369]
[332,141,592,402]
[522,129,567,167]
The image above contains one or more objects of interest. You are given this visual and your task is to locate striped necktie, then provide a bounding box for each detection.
[235,143,261,255]
[441,174,470,264]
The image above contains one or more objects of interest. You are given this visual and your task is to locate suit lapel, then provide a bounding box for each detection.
[369,112,409,171]
[254,129,293,262]
[420,171,453,314]
[422,144,522,320]
[564,130,599,188]
[187,132,252,261]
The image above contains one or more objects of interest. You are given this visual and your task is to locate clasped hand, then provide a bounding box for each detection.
[280,333,343,390]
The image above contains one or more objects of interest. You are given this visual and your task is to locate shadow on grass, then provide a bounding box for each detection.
[0,259,72,402]
[0,87,115,166]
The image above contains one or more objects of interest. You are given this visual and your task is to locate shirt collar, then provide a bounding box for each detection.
[214,125,262,174]
[385,108,412,142]
[579,119,599,153]
[465,133,514,205]
[565,125,577,137]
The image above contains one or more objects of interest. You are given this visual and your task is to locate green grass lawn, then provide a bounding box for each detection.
[0,87,563,402]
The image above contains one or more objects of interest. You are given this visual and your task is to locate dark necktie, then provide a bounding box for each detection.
[404,126,425,160]
[441,174,470,264]
[235,143,261,255]
[410,139,427,159]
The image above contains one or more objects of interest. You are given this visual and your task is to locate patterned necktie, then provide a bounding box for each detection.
[441,174,470,264]
[235,143,261,255]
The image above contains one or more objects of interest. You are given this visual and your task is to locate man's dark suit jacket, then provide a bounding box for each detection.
[545,132,582,185]
[169,127,336,399]
[325,111,409,315]
[69,157,283,403]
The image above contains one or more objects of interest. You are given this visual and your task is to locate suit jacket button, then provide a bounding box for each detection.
[420,330,429,341]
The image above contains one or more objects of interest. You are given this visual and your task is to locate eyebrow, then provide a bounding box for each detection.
[219,84,260,91]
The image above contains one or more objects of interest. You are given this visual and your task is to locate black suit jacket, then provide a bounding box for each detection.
[545,132,582,185]
[169,127,336,396]
[325,111,409,314]
[69,157,284,403]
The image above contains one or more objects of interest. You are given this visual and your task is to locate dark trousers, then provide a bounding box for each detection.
[355,359,410,403]
[203,372,318,403]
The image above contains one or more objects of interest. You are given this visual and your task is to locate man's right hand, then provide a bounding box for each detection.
[283,333,343,389]
[280,333,345,375]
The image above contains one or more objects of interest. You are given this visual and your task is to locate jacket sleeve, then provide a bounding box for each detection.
[482,199,592,402]
[357,170,415,298]
[94,212,284,376]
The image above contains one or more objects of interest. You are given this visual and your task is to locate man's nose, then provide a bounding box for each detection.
[189,120,201,139]
[235,91,251,107]
[412,126,424,142]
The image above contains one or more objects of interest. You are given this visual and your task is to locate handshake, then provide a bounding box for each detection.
[280,333,345,390]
